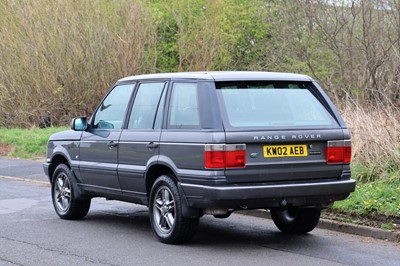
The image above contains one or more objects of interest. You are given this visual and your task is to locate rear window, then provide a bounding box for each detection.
[216,81,337,128]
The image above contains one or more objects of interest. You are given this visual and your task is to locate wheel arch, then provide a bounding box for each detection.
[145,162,201,219]
[48,154,70,182]
[145,163,176,197]
[50,154,90,200]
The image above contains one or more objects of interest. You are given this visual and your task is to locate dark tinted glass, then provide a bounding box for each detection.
[128,83,165,129]
[216,81,336,128]
[168,83,200,129]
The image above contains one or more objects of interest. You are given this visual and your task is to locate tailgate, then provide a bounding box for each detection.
[214,79,350,184]
[224,129,346,184]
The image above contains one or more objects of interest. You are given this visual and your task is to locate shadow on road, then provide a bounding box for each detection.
[81,204,321,251]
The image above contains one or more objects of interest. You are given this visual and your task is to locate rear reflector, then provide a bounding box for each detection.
[205,144,246,169]
[326,140,351,164]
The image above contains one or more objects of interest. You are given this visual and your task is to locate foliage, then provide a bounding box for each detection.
[333,167,400,216]
[1,0,400,127]
[148,0,270,72]
[381,222,396,231]
[0,0,157,127]
[341,104,400,177]
[0,0,272,127]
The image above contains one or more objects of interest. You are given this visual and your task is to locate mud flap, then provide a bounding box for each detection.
[177,183,202,218]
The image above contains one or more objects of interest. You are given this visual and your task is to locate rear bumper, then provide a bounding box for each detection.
[179,179,356,209]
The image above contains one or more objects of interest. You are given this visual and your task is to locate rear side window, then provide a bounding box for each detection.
[128,83,166,129]
[168,83,200,129]
[216,81,337,128]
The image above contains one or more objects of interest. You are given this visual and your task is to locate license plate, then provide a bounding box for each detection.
[263,144,308,158]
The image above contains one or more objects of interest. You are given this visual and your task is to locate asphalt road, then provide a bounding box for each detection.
[0,157,47,182]
[0,158,400,266]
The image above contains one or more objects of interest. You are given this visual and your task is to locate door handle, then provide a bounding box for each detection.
[146,142,159,149]
[107,141,118,149]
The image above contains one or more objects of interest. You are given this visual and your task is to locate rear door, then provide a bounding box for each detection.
[216,81,347,184]
[118,82,167,198]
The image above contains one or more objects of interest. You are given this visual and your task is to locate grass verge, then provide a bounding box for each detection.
[333,177,400,217]
[329,162,400,231]
[0,127,68,159]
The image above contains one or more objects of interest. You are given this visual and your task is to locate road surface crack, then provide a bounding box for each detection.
[0,256,24,266]
[0,236,119,266]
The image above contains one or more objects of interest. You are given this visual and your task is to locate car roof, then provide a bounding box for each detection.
[117,71,313,83]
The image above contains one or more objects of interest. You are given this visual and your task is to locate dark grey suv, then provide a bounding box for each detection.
[43,71,355,244]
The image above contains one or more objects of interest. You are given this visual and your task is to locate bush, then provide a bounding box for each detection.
[0,0,157,127]
[341,104,400,178]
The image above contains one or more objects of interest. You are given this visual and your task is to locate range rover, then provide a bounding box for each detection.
[43,71,355,244]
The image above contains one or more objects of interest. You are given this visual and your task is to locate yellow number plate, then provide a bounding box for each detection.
[263,145,308,158]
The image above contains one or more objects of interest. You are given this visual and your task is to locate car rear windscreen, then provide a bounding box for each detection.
[215,81,338,128]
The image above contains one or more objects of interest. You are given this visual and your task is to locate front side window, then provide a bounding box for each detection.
[93,84,134,129]
[216,81,337,128]
[128,83,166,129]
[168,83,200,129]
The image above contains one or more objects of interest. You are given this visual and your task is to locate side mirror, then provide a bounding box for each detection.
[71,117,88,131]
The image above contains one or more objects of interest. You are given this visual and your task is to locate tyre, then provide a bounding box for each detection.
[51,164,91,220]
[149,175,199,244]
[270,207,321,234]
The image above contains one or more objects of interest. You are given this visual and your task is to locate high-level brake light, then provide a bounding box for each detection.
[205,144,246,169]
[326,140,351,164]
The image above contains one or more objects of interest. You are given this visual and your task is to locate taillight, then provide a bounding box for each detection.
[205,144,246,169]
[205,144,225,168]
[326,140,351,164]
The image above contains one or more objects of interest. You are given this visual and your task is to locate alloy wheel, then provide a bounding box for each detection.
[54,173,72,213]
[153,186,175,234]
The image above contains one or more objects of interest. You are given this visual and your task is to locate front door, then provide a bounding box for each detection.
[79,84,135,194]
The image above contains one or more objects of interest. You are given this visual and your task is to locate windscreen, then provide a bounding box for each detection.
[216,81,337,128]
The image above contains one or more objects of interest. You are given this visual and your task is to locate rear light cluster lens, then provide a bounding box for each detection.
[205,144,246,169]
[326,140,351,164]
